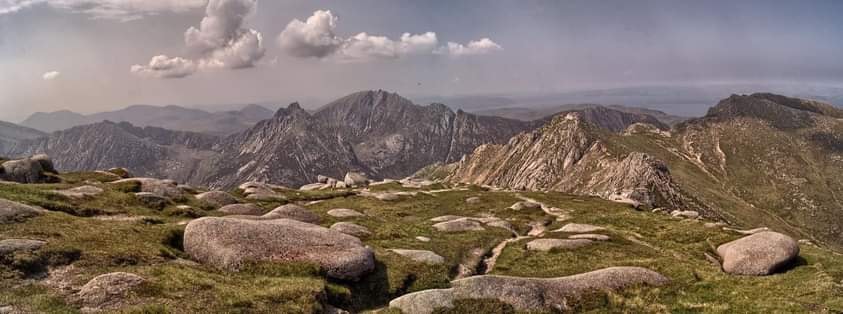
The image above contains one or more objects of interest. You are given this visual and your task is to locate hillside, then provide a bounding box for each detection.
[474,104,688,126]
[0,120,45,152]
[442,93,843,250]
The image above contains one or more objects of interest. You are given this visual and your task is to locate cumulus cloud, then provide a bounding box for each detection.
[436,38,503,57]
[0,0,206,21]
[131,0,265,79]
[278,10,499,62]
[130,55,196,78]
[42,71,60,80]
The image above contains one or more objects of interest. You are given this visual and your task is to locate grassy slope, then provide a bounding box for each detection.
[1,173,842,313]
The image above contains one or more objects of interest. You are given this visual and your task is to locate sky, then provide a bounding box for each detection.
[1,0,843,122]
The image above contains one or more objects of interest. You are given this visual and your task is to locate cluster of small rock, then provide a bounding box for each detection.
[300,172,370,191]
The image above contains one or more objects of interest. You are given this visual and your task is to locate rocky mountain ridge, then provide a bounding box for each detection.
[440,93,843,250]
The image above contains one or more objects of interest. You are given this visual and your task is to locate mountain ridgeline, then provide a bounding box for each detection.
[439,93,843,250]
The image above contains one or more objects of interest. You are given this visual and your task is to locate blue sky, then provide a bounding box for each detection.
[1,0,842,121]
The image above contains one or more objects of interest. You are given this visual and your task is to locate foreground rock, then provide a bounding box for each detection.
[0,198,41,224]
[195,191,238,208]
[0,155,58,184]
[77,272,145,310]
[327,208,364,218]
[390,267,669,313]
[218,203,264,216]
[184,217,374,280]
[330,222,372,238]
[388,249,445,265]
[569,234,610,241]
[526,239,593,252]
[716,231,799,276]
[262,204,321,223]
[134,192,170,210]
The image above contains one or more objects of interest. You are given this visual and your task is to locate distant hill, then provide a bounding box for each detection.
[473,104,689,126]
[0,120,46,152]
[20,104,274,135]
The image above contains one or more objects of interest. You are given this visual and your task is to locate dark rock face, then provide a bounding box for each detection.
[183,217,375,280]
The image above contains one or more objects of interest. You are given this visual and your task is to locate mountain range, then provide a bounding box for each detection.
[20,104,274,135]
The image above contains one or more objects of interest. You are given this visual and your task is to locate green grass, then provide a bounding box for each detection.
[2,179,843,313]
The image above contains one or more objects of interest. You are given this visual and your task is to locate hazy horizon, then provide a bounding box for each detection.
[3,0,843,122]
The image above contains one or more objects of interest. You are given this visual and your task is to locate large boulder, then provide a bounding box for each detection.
[0,198,41,224]
[390,267,669,313]
[552,223,606,233]
[184,217,375,280]
[344,172,369,187]
[0,156,58,184]
[112,178,183,200]
[218,203,264,216]
[448,267,669,311]
[195,191,238,208]
[77,272,145,310]
[262,204,321,223]
[716,231,799,276]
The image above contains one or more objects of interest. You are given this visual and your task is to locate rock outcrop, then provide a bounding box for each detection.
[183,217,374,280]
[195,191,238,208]
[0,198,41,224]
[0,155,58,183]
[77,272,145,310]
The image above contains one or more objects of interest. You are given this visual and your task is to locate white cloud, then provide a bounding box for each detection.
[436,38,502,57]
[0,0,206,21]
[130,55,196,78]
[132,0,265,79]
[42,70,60,80]
[277,9,342,58]
[278,10,499,62]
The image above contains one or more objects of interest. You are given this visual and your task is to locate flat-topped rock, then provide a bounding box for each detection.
[671,210,700,219]
[327,208,364,218]
[416,236,431,242]
[299,183,326,191]
[262,204,321,223]
[465,197,481,204]
[0,198,41,224]
[184,217,374,280]
[717,231,799,276]
[344,172,369,187]
[218,203,264,216]
[432,218,485,232]
[509,201,541,211]
[330,222,372,238]
[568,234,610,241]
[388,249,445,265]
[526,239,593,251]
[429,215,465,223]
[195,191,238,208]
[553,223,606,233]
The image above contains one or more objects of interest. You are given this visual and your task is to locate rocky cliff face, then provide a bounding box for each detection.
[448,112,690,210]
[0,121,45,152]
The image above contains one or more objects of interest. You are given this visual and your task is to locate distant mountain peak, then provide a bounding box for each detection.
[705,93,843,129]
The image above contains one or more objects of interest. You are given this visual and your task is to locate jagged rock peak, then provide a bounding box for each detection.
[274,102,309,118]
